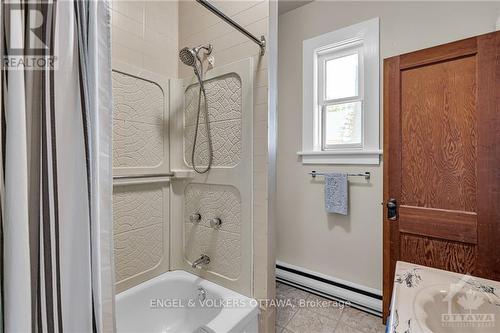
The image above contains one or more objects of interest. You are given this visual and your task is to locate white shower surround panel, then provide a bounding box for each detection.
[113,120,163,167]
[113,71,164,124]
[184,73,242,167]
[184,184,242,279]
[184,119,241,167]
[185,223,241,280]
[169,58,254,296]
[111,63,171,293]
[184,73,242,126]
[113,183,170,292]
[112,66,170,176]
[184,184,241,234]
[114,224,162,281]
[114,185,164,234]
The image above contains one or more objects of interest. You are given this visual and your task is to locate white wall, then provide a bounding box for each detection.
[277,1,500,291]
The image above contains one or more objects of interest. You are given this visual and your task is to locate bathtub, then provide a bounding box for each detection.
[116,270,259,333]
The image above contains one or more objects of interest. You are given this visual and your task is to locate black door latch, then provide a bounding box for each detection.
[387,198,398,220]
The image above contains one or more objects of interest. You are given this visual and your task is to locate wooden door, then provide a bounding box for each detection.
[383,32,500,320]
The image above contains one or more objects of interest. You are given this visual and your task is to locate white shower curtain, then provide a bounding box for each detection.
[1,1,115,331]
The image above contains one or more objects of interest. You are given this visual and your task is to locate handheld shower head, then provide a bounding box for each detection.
[179,44,214,175]
[179,47,197,67]
[179,44,213,67]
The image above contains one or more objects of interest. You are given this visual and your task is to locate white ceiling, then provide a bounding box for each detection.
[278,0,314,16]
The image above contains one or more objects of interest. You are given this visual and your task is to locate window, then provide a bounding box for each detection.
[299,18,381,164]
[319,45,363,148]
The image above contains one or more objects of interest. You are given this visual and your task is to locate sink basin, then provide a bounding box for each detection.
[388,262,500,333]
[414,284,500,332]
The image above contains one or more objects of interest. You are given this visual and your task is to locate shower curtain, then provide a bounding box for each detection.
[0,1,115,331]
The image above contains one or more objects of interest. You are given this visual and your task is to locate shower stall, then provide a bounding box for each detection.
[0,0,276,330]
[110,0,276,331]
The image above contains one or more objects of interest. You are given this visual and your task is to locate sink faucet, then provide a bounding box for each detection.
[192,254,210,269]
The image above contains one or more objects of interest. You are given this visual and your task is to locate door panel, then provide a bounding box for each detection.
[401,56,477,213]
[383,32,500,321]
[399,233,478,273]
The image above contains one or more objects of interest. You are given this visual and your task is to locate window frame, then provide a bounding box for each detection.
[299,18,381,165]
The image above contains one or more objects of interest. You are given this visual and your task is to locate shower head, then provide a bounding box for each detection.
[179,44,213,67]
[179,47,197,67]
[180,44,214,174]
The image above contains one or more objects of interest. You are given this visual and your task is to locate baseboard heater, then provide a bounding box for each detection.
[276,261,382,317]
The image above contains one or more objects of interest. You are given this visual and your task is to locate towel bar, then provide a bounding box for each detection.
[309,170,370,180]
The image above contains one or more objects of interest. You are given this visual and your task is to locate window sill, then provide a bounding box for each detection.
[297,150,382,165]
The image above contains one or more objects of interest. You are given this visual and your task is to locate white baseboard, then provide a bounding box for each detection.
[276,260,382,316]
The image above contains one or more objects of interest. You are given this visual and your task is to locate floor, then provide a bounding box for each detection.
[276,282,386,333]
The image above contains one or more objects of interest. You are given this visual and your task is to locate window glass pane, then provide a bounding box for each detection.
[325,53,358,100]
[324,101,362,146]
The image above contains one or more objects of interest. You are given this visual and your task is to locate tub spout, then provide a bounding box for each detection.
[192,254,210,269]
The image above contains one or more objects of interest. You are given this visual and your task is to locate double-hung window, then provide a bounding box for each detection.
[300,18,381,164]
[318,43,363,148]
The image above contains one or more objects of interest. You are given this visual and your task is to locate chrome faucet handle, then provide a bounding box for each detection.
[209,218,222,229]
[190,213,201,223]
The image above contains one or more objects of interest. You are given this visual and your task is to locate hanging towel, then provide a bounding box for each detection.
[324,173,348,215]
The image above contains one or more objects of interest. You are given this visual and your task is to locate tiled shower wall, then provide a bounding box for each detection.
[110,0,178,291]
[110,0,178,78]
[178,1,273,331]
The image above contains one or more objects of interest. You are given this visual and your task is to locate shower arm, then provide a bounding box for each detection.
[195,0,266,56]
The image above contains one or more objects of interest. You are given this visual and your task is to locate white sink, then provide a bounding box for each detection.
[388,262,500,333]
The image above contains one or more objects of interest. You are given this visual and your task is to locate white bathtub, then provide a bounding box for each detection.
[116,270,259,333]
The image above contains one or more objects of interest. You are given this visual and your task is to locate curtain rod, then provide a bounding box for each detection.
[195,0,266,55]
